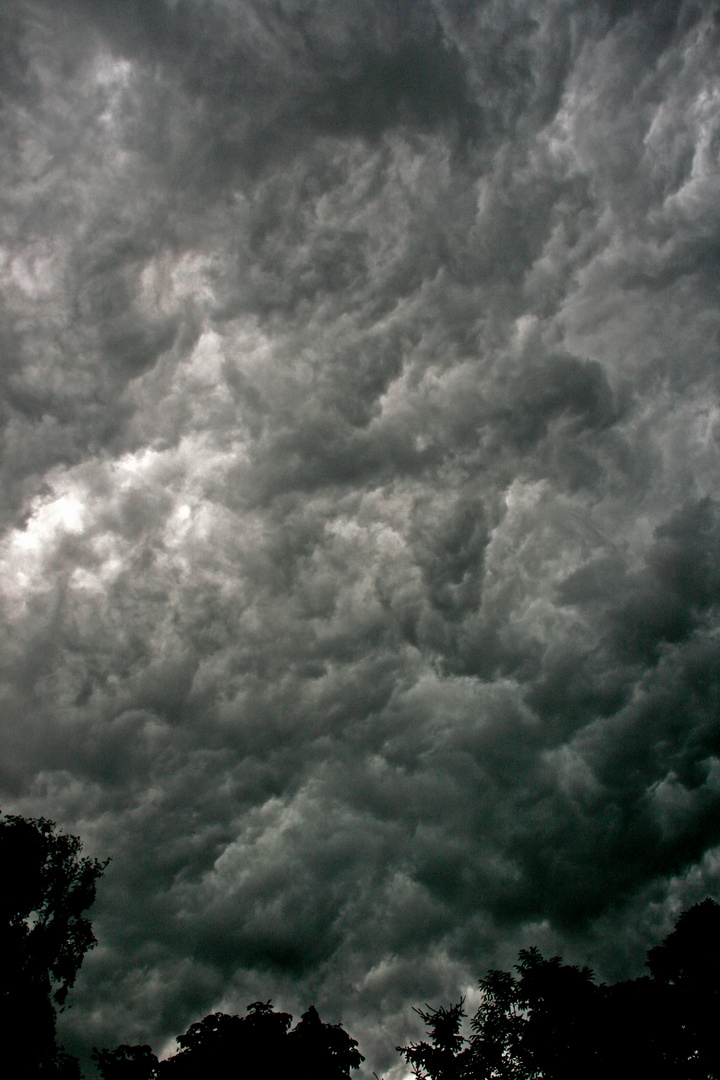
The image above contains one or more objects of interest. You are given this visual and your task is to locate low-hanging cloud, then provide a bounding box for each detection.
[1,0,720,1076]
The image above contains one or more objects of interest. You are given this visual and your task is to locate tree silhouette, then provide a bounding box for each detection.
[289,1004,364,1080]
[397,1000,471,1080]
[470,969,527,1079]
[93,1044,159,1080]
[599,974,670,1079]
[161,1011,247,1078]
[644,898,720,1079]
[399,900,720,1080]
[237,1000,295,1077]
[96,1000,365,1080]
[511,948,600,1080]
[0,812,107,1077]
[159,1001,294,1078]
[399,958,602,1080]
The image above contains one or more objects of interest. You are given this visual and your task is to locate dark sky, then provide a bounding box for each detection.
[1,0,720,1075]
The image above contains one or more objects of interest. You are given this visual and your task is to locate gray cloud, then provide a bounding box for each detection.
[1,0,720,1076]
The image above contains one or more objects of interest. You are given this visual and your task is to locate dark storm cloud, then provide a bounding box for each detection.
[1,0,720,1076]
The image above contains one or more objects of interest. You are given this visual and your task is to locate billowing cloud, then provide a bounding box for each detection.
[1,0,720,1076]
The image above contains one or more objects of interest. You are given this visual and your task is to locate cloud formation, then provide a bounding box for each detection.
[1,0,720,1074]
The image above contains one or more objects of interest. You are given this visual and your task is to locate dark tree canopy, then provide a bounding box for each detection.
[470,969,526,1079]
[646,898,720,987]
[159,1001,294,1079]
[96,1000,364,1080]
[643,899,720,1080]
[398,1001,471,1080]
[289,1003,365,1080]
[512,948,601,1080]
[0,812,107,1077]
[399,899,720,1080]
[92,1044,159,1080]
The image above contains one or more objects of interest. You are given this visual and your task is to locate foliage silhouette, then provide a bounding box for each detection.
[470,969,527,1079]
[92,1044,159,1080]
[399,900,720,1080]
[158,1000,294,1079]
[0,812,107,1078]
[397,1001,471,1080]
[289,1004,365,1080]
[512,948,601,1080]
[643,898,720,1079]
[97,1000,363,1080]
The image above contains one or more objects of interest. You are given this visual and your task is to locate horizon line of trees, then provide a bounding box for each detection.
[3,811,720,1079]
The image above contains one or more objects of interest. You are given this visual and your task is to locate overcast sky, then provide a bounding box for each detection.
[1,0,719,1075]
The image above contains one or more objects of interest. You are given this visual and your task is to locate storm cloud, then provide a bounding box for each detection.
[1,0,720,1075]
